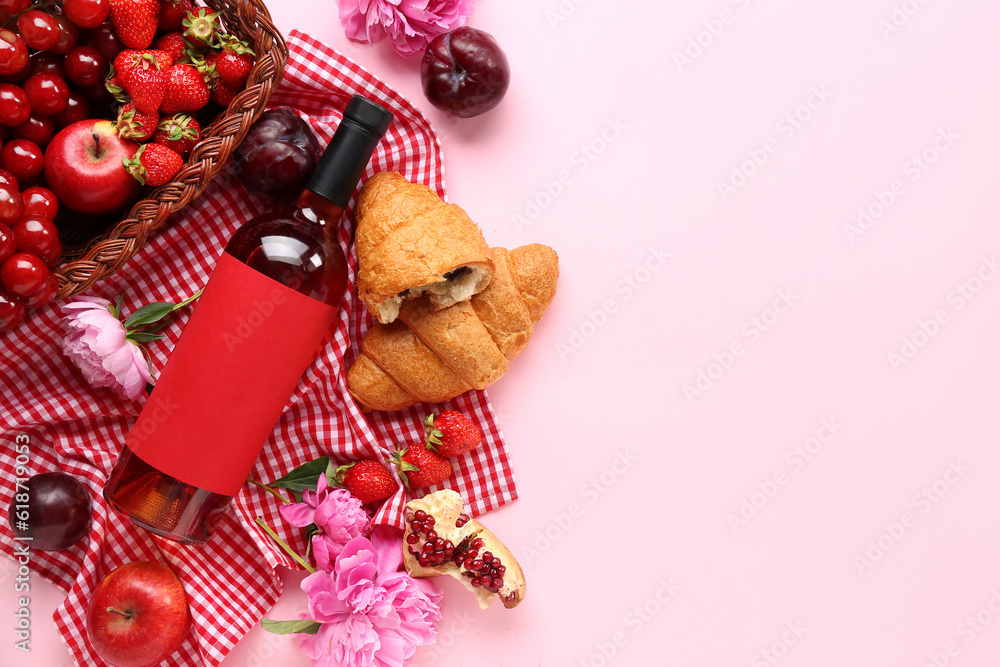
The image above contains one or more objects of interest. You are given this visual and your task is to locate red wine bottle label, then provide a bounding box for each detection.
[126,253,339,496]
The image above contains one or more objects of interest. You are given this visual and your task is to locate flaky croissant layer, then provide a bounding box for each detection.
[347,244,559,412]
[355,171,494,323]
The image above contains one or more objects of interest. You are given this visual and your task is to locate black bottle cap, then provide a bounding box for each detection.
[305,95,394,208]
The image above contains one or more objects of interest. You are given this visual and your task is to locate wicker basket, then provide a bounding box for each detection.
[53,0,288,300]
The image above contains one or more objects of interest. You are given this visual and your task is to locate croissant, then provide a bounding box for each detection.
[355,171,494,324]
[347,243,559,412]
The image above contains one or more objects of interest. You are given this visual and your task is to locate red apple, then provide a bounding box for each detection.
[43,119,140,215]
[86,561,191,667]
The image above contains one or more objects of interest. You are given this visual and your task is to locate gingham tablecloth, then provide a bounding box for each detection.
[0,30,516,667]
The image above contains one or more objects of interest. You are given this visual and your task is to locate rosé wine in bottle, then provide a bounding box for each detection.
[103,96,393,543]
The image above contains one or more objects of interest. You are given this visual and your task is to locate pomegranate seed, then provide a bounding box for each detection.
[471,538,484,550]
[434,538,446,550]
[495,564,506,576]
[406,533,420,544]
[414,510,427,520]
[426,530,437,541]
[471,576,482,588]
[470,559,483,571]
[456,513,469,527]
[491,576,503,589]
[425,515,435,525]
[482,551,493,562]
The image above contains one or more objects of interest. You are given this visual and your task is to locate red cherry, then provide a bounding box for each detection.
[12,115,54,148]
[22,73,69,117]
[0,183,22,225]
[1,140,43,183]
[0,30,28,77]
[0,168,17,189]
[0,286,25,331]
[0,1,32,14]
[65,46,107,88]
[0,84,30,127]
[49,15,81,56]
[23,270,57,308]
[51,91,90,129]
[64,0,111,30]
[0,222,13,262]
[21,187,58,221]
[17,10,61,52]
[27,51,66,80]
[12,215,61,266]
[84,21,124,64]
[1,251,47,297]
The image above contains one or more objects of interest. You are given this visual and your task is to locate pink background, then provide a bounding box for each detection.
[6,0,1000,665]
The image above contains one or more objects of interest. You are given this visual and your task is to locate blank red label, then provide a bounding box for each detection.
[126,252,339,496]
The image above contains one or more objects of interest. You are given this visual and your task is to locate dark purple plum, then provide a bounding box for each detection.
[233,108,321,201]
[8,471,92,551]
[420,27,510,118]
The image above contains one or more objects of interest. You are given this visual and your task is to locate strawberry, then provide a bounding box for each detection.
[113,50,169,114]
[158,0,193,32]
[214,34,254,90]
[424,411,483,457]
[391,444,453,490]
[154,32,190,66]
[152,113,200,157]
[124,143,183,186]
[182,7,221,48]
[334,460,397,505]
[109,0,162,50]
[115,103,159,141]
[210,79,237,107]
[160,64,209,114]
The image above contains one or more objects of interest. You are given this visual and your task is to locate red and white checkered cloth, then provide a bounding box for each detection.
[0,31,516,667]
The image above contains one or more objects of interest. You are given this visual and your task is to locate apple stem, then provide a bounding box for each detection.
[106,606,133,620]
[92,131,106,159]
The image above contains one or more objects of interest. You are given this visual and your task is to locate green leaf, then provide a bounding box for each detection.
[128,332,166,343]
[261,619,321,635]
[111,294,125,319]
[267,457,330,496]
[124,302,178,329]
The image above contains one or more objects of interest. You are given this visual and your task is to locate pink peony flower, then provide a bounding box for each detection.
[338,0,475,58]
[280,474,371,570]
[296,527,442,666]
[62,297,154,401]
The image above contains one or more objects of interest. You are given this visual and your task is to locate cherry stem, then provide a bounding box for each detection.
[106,607,133,620]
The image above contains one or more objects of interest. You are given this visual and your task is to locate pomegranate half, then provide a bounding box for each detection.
[403,490,526,609]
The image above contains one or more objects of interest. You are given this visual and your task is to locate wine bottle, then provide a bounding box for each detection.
[103,96,393,544]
